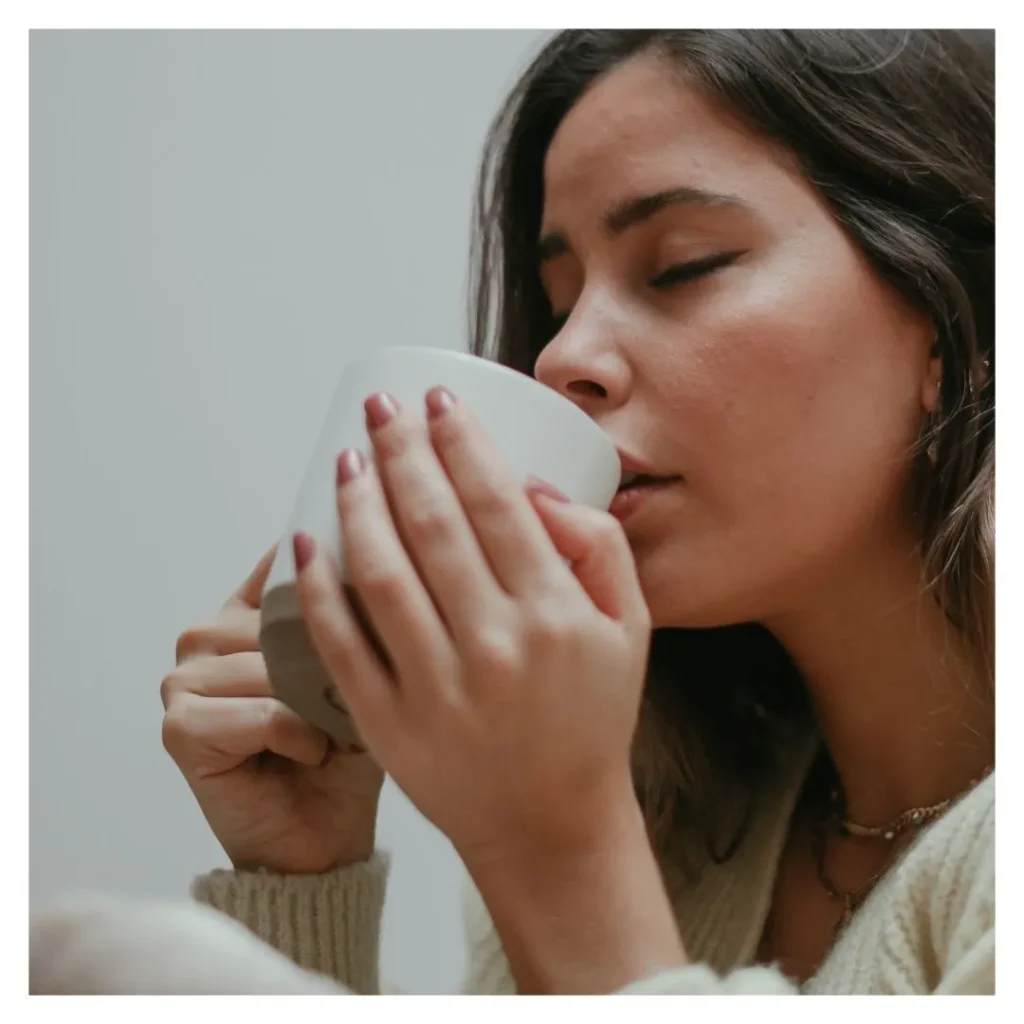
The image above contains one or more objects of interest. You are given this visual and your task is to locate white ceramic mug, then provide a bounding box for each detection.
[261,345,621,746]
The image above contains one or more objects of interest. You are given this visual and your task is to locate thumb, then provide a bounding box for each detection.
[527,488,648,626]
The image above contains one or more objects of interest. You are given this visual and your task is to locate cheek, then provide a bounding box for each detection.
[664,237,928,533]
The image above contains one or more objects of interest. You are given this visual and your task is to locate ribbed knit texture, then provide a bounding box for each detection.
[191,851,388,993]
[189,770,994,995]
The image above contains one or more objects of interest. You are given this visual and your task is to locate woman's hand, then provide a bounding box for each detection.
[293,388,687,993]
[161,547,385,875]
[292,387,652,867]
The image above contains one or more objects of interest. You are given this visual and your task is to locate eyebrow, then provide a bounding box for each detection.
[537,186,756,264]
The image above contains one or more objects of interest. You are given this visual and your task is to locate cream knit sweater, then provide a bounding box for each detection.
[30,749,993,994]
[181,754,994,996]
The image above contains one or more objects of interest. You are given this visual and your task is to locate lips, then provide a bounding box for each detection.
[616,450,680,491]
[611,452,683,523]
[618,471,677,491]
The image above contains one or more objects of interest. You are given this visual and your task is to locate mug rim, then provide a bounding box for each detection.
[347,345,616,454]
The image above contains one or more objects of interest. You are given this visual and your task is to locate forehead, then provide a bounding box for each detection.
[542,54,797,225]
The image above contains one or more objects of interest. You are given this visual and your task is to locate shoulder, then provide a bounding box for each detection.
[897,772,994,978]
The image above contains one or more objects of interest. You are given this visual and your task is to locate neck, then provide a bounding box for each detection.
[764,532,993,827]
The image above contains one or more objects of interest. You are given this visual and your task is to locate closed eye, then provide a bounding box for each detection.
[649,250,746,289]
[545,249,747,338]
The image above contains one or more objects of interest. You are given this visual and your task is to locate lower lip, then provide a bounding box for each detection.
[609,478,681,522]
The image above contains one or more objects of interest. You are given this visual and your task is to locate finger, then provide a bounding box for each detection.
[362,392,509,636]
[291,532,396,742]
[333,455,460,692]
[423,387,570,594]
[227,544,279,610]
[161,651,271,709]
[175,605,260,665]
[528,492,649,627]
[162,693,329,773]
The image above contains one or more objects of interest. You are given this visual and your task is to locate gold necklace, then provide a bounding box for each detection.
[838,767,993,841]
[810,823,894,939]
[813,767,993,940]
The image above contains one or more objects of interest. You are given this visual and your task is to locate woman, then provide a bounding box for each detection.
[32,29,994,995]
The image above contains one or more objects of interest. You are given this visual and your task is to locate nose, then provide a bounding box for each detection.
[533,310,632,416]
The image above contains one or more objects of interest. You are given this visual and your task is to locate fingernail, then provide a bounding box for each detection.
[337,448,366,486]
[365,391,399,429]
[525,475,571,503]
[425,386,456,420]
[292,531,316,572]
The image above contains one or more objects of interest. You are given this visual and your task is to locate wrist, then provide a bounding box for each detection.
[461,766,641,875]
[465,784,687,994]
[333,827,378,869]
[462,774,634,879]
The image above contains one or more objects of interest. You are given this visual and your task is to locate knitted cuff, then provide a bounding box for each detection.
[190,852,390,994]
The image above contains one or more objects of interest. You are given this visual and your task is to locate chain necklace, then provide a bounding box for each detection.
[810,820,893,939]
[812,767,993,940]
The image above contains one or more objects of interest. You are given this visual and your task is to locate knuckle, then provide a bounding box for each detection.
[469,490,515,526]
[403,503,457,547]
[528,598,569,633]
[471,626,522,674]
[432,681,467,721]
[174,624,212,664]
[526,597,581,644]
[160,704,191,759]
[158,670,180,709]
[259,699,289,738]
[353,569,405,606]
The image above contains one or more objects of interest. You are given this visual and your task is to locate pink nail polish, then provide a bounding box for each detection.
[292,531,316,572]
[425,386,456,420]
[365,392,399,429]
[336,448,366,486]
[525,475,571,503]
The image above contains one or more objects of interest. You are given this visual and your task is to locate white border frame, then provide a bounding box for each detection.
[8,4,1016,1020]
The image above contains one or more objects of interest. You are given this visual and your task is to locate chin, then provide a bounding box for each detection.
[635,552,756,632]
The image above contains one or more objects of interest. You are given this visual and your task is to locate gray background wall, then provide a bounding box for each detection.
[30,29,550,994]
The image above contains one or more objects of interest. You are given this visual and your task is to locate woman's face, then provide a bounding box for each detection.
[534,55,938,629]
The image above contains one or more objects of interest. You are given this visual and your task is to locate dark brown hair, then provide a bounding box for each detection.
[469,30,995,862]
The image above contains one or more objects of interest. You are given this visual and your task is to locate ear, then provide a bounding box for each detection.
[973,354,992,394]
[922,338,942,414]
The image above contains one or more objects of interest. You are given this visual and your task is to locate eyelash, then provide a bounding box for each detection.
[547,250,744,334]
[648,250,745,289]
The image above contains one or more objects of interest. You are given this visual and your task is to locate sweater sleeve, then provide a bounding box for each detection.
[191,853,518,995]
[190,852,389,994]
[616,963,797,994]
